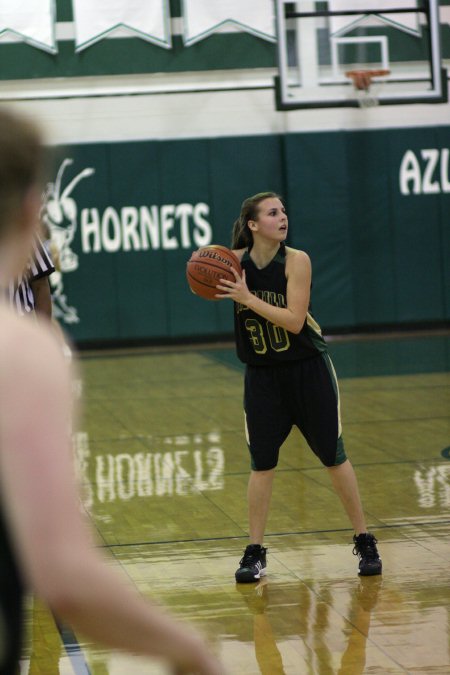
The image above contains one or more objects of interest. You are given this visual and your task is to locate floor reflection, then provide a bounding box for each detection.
[236,580,286,675]
[233,576,382,675]
[73,430,225,510]
[414,462,450,509]
[337,577,382,675]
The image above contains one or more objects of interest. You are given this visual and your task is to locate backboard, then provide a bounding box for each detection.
[275,1,448,109]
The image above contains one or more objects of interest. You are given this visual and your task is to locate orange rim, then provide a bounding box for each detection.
[345,69,390,78]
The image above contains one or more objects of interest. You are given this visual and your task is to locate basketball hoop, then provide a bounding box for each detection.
[345,69,390,108]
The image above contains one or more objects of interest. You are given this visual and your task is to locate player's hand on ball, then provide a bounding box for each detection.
[216,268,251,305]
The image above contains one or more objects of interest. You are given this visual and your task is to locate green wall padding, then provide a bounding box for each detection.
[46,126,450,344]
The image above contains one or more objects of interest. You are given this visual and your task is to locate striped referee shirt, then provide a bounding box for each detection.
[8,236,55,316]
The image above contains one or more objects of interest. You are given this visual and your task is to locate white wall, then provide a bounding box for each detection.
[3,68,450,146]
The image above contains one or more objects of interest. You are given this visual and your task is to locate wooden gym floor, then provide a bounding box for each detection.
[20,333,450,674]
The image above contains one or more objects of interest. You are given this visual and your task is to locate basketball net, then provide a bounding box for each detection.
[345,69,390,109]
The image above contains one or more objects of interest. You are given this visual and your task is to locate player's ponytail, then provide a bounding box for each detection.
[231,191,283,250]
[231,215,252,250]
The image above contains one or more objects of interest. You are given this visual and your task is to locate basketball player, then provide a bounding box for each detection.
[215,192,382,583]
[0,109,222,675]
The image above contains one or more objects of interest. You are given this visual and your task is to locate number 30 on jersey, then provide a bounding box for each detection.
[245,318,290,354]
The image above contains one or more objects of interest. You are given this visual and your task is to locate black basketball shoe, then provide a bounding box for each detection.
[353,533,382,576]
[235,544,267,583]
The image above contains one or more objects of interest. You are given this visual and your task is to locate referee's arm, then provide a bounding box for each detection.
[30,276,52,320]
[29,235,55,321]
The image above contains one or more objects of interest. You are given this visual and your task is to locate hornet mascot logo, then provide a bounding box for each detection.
[41,159,95,323]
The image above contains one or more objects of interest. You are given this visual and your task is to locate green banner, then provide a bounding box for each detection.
[1,0,449,81]
[45,128,449,344]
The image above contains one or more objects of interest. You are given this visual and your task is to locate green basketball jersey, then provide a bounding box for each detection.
[234,244,327,365]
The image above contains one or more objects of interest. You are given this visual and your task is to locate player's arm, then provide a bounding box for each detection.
[0,326,222,675]
[216,251,311,334]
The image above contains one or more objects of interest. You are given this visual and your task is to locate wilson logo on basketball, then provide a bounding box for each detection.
[198,250,233,266]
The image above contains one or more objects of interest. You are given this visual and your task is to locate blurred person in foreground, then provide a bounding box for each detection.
[0,108,222,675]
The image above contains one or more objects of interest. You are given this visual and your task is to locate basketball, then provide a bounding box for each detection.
[186,245,242,300]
